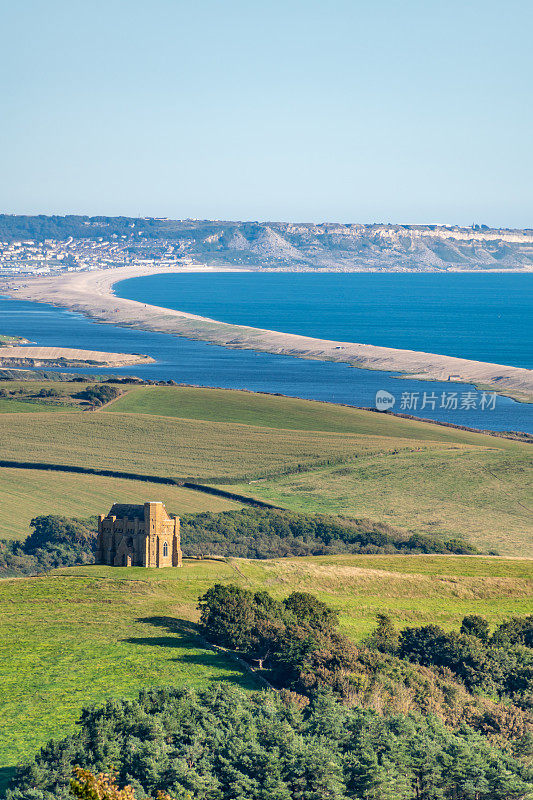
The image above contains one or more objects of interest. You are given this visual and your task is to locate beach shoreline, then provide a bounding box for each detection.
[2,264,532,403]
[0,345,154,369]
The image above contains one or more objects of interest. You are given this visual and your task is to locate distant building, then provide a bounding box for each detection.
[96,502,182,567]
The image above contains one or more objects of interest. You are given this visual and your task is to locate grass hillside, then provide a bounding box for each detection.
[0,468,240,541]
[0,412,461,481]
[0,555,531,783]
[0,398,72,413]
[0,378,100,412]
[224,446,533,556]
[106,386,525,449]
[0,385,531,554]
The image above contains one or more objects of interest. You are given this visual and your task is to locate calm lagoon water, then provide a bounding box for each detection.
[0,271,532,433]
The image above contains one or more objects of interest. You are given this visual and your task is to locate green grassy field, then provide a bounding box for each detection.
[224,446,533,556]
[0,411,441,481]
[0,555,531,781]
[106,386,525,450]
[0,379,122,411]
[0,398,74,413]
[0,385,531,554]
[0,467,241,541]
[0,335,26,345]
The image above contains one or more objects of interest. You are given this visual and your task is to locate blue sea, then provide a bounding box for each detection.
[1,272,532,433]
[116,272,533,369]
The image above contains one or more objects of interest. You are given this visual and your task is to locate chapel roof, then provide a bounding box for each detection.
[108,503,146,520]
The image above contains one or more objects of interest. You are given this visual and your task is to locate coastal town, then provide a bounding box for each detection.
[1,217,533,278]
[0,232,196,278]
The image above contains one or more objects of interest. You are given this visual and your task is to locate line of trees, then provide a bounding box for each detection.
[0,509,479,578]
[181,508,478,558]
[0,516,96,576]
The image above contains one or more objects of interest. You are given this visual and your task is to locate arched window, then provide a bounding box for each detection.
[163,542,169,558]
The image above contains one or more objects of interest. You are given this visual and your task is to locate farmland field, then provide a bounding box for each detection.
[106,385,526,449]
[0,385,531,554]
[0,411,451,481]
[0,467,241,541]
[0,398,73,413]
[223,446,533,556]
[0,554,531,785]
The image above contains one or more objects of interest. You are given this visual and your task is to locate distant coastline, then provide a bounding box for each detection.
[2,215,533,272]
[2,264,533,403]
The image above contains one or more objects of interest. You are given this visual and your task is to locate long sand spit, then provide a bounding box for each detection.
[0,345,154,368]
[3,265,533,403]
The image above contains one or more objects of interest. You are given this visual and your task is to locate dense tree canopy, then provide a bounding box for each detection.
[75,385,120,407]
[7,685,533,800]
[0,516,96,576]
[181,509,477,559]
[366,615,533,711]
[198,585,532,742]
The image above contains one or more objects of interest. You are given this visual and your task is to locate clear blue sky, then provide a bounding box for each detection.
[1,0,532,227]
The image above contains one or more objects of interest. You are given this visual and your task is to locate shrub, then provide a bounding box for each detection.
[461,614,491,642]
[365,613,399,654]
[75,385,120,406]
[492,616,533,648]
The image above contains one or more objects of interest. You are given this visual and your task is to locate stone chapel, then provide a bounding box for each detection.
[96,501,182,568]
